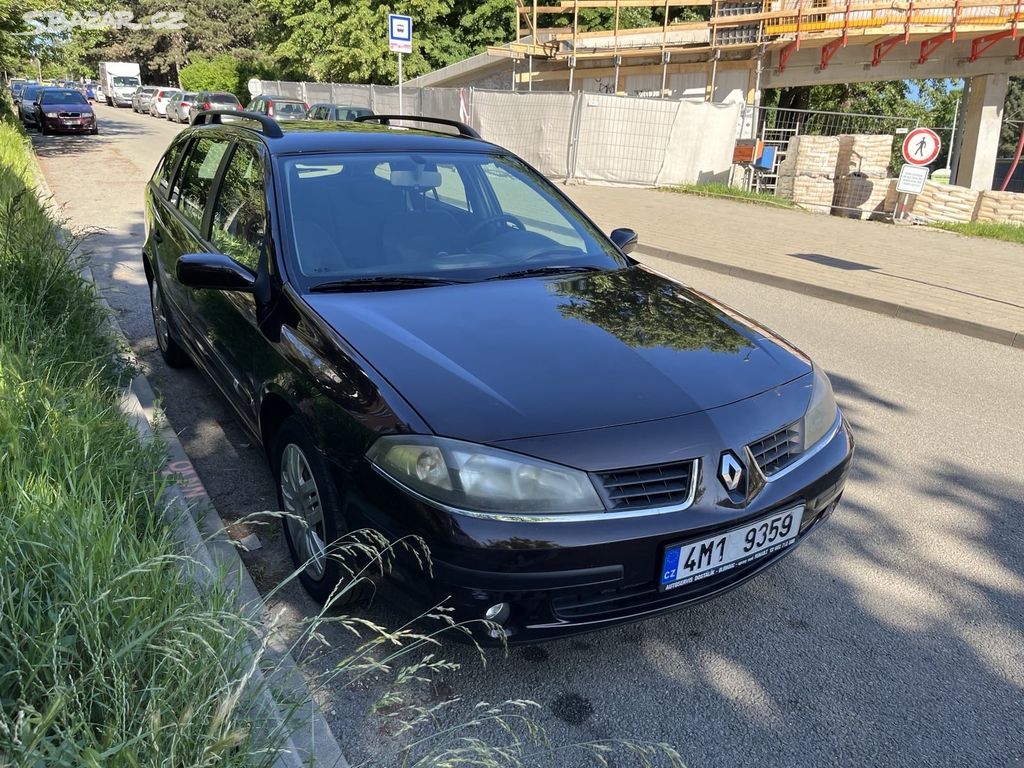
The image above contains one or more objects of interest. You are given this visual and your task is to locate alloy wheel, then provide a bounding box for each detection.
[280,443,326,579]
[150,280,170,352]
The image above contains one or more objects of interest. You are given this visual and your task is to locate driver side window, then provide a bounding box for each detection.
[211,143,266,270]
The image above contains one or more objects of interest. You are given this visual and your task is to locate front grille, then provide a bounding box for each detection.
[748,423,802,475]
[58,111,82,118]
[595,459,697,511]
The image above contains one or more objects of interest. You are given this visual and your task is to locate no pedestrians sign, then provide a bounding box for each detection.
[902,127,941,166]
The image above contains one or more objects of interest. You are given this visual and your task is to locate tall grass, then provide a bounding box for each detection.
[661,182,796,209]
[0,95,685,768]
[930,219,1024,244]
[0,104,287,766]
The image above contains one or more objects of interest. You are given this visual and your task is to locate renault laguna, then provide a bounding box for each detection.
[143,112,854,643]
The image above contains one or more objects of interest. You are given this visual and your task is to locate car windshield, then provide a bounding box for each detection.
[280,151,627,288]
[43,90,88,105]
[275,101,306,116]
[22,86,41,100]
[113,76,140,87]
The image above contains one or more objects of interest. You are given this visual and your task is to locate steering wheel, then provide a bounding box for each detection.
[465,214,526,244]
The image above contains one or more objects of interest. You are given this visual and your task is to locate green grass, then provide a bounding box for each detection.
[930,219,1024,244]
[0,96,288,768]
[661,182,796,209]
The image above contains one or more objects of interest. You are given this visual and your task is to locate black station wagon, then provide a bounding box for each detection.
[144,111,854,643]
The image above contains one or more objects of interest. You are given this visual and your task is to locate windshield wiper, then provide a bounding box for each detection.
[486,265,606,281]
[309,275,464,293]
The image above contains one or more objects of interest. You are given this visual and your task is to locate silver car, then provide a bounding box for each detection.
[148,87,181,117]
[166,91,197,123]
[132,86,158,113]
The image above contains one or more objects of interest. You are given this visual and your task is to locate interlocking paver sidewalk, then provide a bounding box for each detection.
[563,184,1024,349]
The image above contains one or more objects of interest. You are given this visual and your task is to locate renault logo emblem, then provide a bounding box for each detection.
[719,451,744,492]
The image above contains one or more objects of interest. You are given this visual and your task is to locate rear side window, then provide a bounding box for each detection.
[175,137,229,230]
[274,102,305,117]
[153,138,188,195]
[210,144,266,270]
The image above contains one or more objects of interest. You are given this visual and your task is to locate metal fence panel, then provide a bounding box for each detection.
[472,90,576,178]
[573,94,681,185]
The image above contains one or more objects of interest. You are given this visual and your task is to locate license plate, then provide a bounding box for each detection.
[660,506,804,591]
[62,119,80,125]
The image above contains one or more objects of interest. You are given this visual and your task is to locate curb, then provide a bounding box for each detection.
[29,142,347,767]
[120,372,348,768]
[637,245,1024,350]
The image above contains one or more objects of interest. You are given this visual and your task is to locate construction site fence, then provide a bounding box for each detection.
[256,81,742,187]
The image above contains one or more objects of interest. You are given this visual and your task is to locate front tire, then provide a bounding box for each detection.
[149,276,191,368]
[273,417,366,606]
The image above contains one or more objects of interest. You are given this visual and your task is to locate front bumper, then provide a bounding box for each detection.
[345,407,854,645]
[42,116,95,133]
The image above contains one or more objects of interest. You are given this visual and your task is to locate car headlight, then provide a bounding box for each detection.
[803,367,838,450]
[44,111,58,117]
[368,436,603,516]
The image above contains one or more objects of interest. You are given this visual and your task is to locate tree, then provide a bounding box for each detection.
[1001,77,1024,157]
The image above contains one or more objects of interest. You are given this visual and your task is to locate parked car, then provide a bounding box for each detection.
[84,82,97,101]
[8,77,28,94]
[131,86,159,113]
[306,104,375,121]
[32,88,97,135]
[143,111,853,644]
[165,91,195,122]
[247,95,308,121]
[17,84,44,128]
[11,80,34,105]
[192,91,242,119]
[149,87,182,117]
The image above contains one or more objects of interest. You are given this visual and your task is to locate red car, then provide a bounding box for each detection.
[33,88,98,135]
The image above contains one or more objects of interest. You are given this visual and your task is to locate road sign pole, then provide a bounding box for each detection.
[398,51,403,114]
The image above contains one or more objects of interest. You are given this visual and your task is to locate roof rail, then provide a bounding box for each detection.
[354,114,480,139]
[190,109,284,139]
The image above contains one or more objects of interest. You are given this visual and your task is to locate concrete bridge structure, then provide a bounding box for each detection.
[407,0,1024,190]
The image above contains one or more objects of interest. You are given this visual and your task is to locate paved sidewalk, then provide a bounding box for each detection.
[564,184,1024,349]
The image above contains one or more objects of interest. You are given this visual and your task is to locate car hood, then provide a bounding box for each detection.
[42,102,92,113]
[303,267,811,443]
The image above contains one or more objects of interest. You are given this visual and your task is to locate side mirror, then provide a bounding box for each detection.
[176,252,255,292]
[610,227,638,255]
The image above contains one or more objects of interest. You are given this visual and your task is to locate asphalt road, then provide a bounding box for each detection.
[32,103,1024,768]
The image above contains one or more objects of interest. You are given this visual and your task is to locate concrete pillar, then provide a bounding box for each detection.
[955,73,1008,191]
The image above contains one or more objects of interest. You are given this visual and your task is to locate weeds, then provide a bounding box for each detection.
[929,219,1024,244]
[661,182,796,208]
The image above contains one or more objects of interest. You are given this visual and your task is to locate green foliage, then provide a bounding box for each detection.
[0,102,282,767]
[930,219,1024,243]
[180,54,241,95]
[1001,77,1024,156]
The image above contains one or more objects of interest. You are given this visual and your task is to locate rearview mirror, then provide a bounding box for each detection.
[176,253,255,292]
[610,228,638,255]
